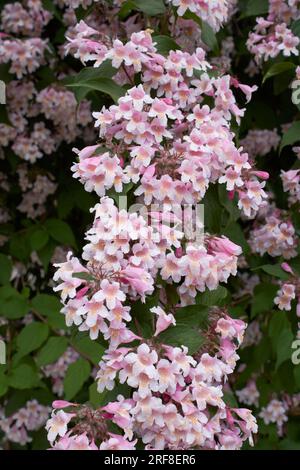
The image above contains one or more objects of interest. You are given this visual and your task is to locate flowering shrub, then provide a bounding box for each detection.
[1,0,300,451]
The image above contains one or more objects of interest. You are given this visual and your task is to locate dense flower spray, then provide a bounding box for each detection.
[247,0,300,63]
[45,10,267,447]
[1,0,300,451]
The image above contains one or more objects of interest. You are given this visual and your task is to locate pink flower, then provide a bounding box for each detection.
[73,144,101,160]
[100,434,137,450]
[46,410,75,443]
[281,262,294,274]
[150,306,176,336]
[120,266,154,297]
[208,237,242,257]
[94,279,126,310]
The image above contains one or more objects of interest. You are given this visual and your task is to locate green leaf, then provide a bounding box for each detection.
[159,324,206,355]
[219,185,240,223]
[182,12,218,52]
[62,61,115,84]
[223,391,239,408]
[253,264,289,280]
[16,322,49,359]
[37,239,56,272]
[279,439,300,450]
[30,228,49,251]
[32,294,61,316]
[269,312,290,345]
[74,4,95,22]
[291,19,300,38]
[8,364,40,389]
[269,312,293,369]
[263,62,296,84]
[0,63,14,83]
[294,365,300,387]
[0,254,12,285]
[72,271,94,281]
[0,104,11,125]
[36,337,68,367]
[153,35,180,55]
[118,1,136,19]
[35,66,57,90]
[70,335,104,365]
[0,286,29,319]
[9,233,31,262]
[44,218,76,247]
[64,67,124,103]
[64,358,91,400]
[89,382,130,408]
[57,190,75,218]
[42,0,62,21]
[239,0,269,18]
[175,304,209,329]
[197,286,228,307]
[203,185,223,233]
[132,0,166,16]
[275,328,294,369]
[0,366,8,398]
[31,294,66,330]
[273,68,296,95]
[201,21,218,52]
[251,283,278,318]
[280,121,300,153]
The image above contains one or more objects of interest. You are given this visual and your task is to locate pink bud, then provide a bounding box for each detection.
[151,306,176,336]
[281,262,294,275]
[226,408,235,426]
[238,83,258,102]
[76,286,89,299]
[142,164,156,180]
[251,170,269,180]
[72,144,101,160]
[230,77,239,88]
[208,236,242,257]
[52,400,76,409]
[228,190,235,200]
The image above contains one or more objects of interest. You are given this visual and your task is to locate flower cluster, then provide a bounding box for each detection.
[167,0,234,32]
[1,0,52,36]
[259,399,288,436]
[240,129,280,158]
[248,208,298,259]
[274,282,296,311]
[46,21,265,449]
[0,400,50,446]
[43,348,80,396]
[47,310,257,450]
[67,27,268,218]
[236,380,260,407]
[247,0,300,63]
[281,169,300,205]
[257,393,300,437]
[0,37,49,79]
[54,196,242,344]
[0,79,94,164]
[17,169,57,219]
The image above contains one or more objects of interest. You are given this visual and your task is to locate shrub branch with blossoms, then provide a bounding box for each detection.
[45,14,264,448]
[1,0,300,451]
